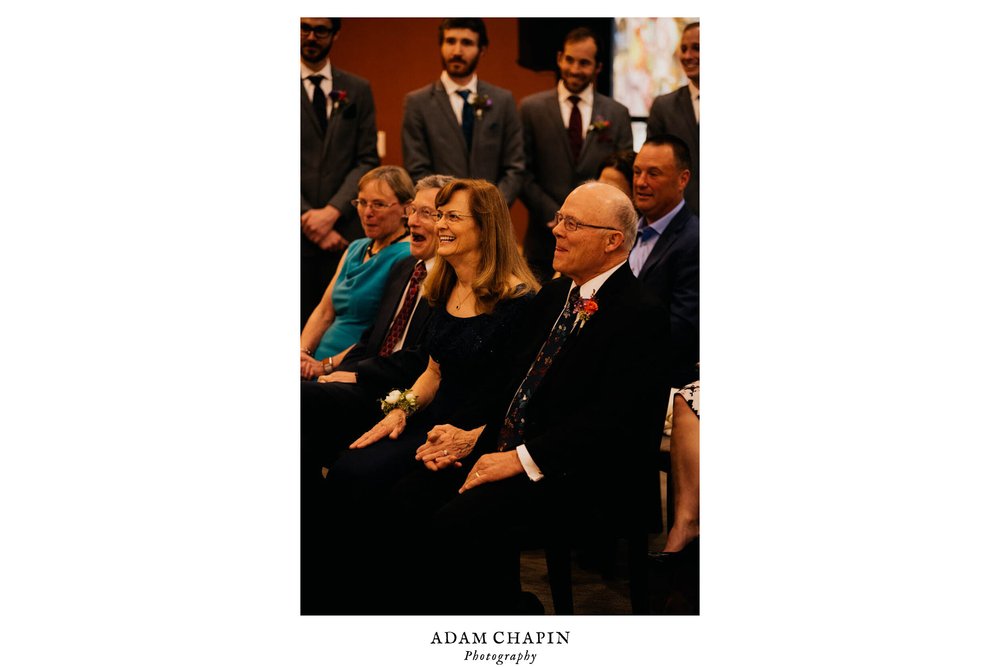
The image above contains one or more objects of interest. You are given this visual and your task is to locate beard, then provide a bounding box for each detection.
[440,53,480,79]
[301,40,332,65]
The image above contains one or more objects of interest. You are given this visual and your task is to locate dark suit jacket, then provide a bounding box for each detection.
[460,265,672,521]
[301,67,380,251]
[647,87,699,215]
[519,89,633,274]
[637,205,699,387]
[340,256,433,392]
[401,78,525,204]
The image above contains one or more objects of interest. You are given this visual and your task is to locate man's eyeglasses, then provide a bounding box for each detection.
[554,211,622,233]
[433,210,477,224]
[301,24,334,38]
[351,199,398,212]
[403,205,438,221]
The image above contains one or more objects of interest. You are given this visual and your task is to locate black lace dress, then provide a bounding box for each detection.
[329,292,533,496]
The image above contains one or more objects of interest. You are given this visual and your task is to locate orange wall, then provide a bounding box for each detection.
[329,18,557,242]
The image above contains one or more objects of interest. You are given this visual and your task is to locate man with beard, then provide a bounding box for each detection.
[401,18,524,206]
[519,27,633,281]
[647,21,699,215]
[300,17,380,328]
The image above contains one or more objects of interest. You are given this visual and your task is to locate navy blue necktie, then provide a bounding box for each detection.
[456,89,475,148]
[307,75,327,134]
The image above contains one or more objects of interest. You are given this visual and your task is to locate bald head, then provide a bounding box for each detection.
[551,182,638,284]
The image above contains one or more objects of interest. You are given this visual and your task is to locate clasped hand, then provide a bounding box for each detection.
[414,424,482,471]
[349,409,407,449]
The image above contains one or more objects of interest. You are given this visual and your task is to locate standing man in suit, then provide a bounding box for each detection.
[401,18,524,206]
[631,134,699,388]
[300,17,380,328]
[520,27,633,281]
[383,182,672,614]
[647,21,699,215]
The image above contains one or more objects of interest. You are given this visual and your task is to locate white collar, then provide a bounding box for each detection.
[557,79,594,107]
[572,259,627,301]
[440,71,478,96]
[301,60,333,81]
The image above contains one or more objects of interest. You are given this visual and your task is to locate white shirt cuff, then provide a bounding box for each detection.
[516,445,544,481]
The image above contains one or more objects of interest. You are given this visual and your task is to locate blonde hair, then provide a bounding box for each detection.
[423,179,540,312]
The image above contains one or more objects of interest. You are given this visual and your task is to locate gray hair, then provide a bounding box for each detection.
[415,174,455,192]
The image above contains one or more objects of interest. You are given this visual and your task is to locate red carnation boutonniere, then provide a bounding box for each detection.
[572,296,599,332]
[468,93,493,119]
[329,89,349,112]
[588,116,611,133]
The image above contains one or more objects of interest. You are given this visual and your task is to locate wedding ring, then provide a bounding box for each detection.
[475,471,481,478]
[443,450,449,456]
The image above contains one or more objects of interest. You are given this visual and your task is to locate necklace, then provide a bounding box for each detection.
[452,286,476,311]
[366,229,410,259]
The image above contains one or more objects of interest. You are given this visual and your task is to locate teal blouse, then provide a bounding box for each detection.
[314,237,411,360]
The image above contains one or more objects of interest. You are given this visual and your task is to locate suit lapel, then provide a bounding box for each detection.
[433,80,468,155]
[679,87,699,147]
[543,90,575,164]
[578,93,608,164]
[638,207,691,280]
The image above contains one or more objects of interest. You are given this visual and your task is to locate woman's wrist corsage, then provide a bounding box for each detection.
[380,388,419,416]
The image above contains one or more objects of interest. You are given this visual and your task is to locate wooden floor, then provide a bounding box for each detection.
[518,471,677,615]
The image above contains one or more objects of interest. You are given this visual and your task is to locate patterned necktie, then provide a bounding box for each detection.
[497,285,580,451]
[456,89,475,148]
[567,95,583,162]
[378,261,427,357]
[307,75,328,134]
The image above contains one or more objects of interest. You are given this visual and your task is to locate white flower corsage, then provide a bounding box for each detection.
[380,388,419,416]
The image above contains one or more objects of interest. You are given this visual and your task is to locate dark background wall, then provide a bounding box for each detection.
[329,17,609,241]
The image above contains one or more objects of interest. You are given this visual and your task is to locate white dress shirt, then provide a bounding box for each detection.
[557,80,595,142]
[688,80,700,124]
[301,61,334,118]
[440,71,479,127]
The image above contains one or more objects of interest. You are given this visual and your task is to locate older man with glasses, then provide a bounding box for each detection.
[378,181,674,614]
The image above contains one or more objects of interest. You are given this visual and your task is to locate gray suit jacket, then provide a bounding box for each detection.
[301,67,380,250]
[647,87,699,215]
[401,78,525,204]
[519,88,633,274]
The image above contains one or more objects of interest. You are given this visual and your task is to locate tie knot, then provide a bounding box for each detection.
[413,261,427,281]
[307,75,324,87]
[568,95,581,106]
[639,225,658,243]
[457,89,471,101]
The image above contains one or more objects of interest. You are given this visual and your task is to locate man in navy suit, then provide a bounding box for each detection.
[647,22,699,215]
[401,18,524,205]
[630,134,699,388]
[520,27,633,281]
[300,17,380,328]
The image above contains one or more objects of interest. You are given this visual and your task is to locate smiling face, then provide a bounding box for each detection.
[435,190,482,266]
[551,185,626,284]
[633,143,689,221]
[440,28,484,82]
[679,25,699,84]
[301,18,336,67]
[557,36,602,95]
[406,188,441,261]
[357,179,405,242]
